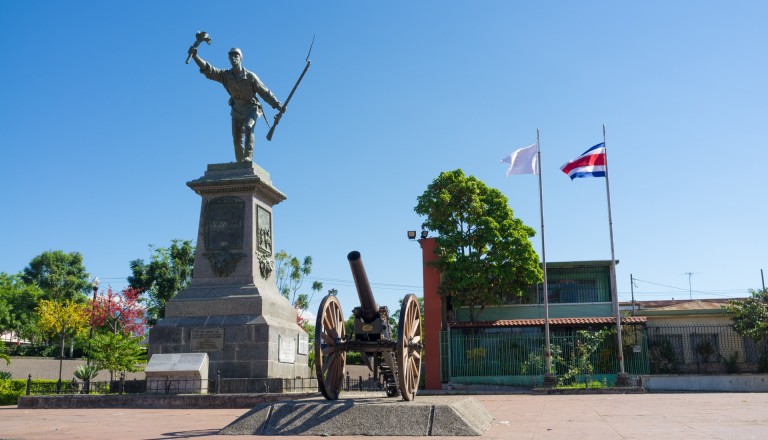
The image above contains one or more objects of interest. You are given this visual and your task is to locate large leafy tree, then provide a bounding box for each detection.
[128,240,194,325]
[0,273,44,340]
[725,288,768,342]
[415,169,542,321]
[22,250,90,302]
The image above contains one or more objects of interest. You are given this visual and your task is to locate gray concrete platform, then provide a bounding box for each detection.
[1,393,767,439]
[220,396,493,436]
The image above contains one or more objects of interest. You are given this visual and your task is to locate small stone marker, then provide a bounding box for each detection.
[145,353,209,394]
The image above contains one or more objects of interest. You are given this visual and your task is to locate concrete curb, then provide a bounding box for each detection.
[18,392,317,409]
[531,387,646,395]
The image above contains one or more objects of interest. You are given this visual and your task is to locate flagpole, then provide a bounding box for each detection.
[602,124,628,384]
[536,128,555,385]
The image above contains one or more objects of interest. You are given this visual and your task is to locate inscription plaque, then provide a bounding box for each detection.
[190,328,224,352]
[278,335,296,363]
[298,333,309,355]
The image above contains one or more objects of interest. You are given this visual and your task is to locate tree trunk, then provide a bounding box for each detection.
[59,332,66,358]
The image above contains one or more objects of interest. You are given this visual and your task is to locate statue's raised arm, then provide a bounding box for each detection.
[185,31,211,65]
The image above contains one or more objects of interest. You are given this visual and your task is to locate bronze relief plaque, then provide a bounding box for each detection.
[203,196,246,277]
[204,196,245,250]
[257,205,272,254]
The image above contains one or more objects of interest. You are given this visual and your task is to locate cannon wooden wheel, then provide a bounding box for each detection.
[396,294,422,401]
[315,294,347,400]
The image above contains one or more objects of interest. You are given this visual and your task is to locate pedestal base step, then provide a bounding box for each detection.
[220,395,493,436]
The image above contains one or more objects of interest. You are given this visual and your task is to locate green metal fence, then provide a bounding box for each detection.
[441,326,649,386]
[647,324,768,374]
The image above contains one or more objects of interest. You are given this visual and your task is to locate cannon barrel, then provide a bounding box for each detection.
[347,251,380,321]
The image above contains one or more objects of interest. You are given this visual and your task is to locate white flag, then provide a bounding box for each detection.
[501,143,538,177]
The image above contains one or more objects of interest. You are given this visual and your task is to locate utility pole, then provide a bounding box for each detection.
[630,274,636,316]
[685,272,697,300]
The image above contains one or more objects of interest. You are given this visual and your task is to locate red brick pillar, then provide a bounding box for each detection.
[419,237,442,390]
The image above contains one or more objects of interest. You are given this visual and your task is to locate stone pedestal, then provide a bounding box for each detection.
[149,162,309,382]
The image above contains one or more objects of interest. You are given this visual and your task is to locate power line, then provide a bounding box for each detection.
[624,277,750,299]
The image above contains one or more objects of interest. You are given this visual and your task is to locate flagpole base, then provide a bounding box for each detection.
[543,373,557,388]
[615,373,631,387]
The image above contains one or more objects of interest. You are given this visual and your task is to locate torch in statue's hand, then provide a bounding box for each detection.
[185,31,212,64]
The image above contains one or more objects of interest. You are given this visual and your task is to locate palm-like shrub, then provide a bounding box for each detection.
[73,364,100,381]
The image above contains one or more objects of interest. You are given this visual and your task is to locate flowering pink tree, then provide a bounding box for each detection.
[90,287,146,337]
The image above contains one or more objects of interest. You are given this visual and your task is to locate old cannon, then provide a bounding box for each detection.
[314,251,423,401]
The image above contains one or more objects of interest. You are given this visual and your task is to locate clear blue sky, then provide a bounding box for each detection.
[1,1,766,319]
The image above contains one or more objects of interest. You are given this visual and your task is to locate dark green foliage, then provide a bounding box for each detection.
[725,288,768,342]
[724,351,740,374]
[21,251,90,302]
[648,338,679,374]
[9,344,59,357]
[415,169,542,320]
[128,240,195,325]
[0,273,45,340]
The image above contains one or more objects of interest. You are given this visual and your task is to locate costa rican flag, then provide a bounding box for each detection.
[560,143,606,179]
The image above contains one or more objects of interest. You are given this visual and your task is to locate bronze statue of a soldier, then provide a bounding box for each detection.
[188,46,283,163]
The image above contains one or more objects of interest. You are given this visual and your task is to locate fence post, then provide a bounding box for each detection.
[216,370,221,394]
[26,374,32,396]
[345,371,350,391]
[119,372,125,395]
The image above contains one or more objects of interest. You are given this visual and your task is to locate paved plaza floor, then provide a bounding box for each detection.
[1,392,767,439]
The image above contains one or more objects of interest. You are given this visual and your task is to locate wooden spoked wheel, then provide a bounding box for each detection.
[315,295,347,400]
[396,294,422,401]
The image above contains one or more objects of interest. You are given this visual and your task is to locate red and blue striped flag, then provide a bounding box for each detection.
[560,142,606,179]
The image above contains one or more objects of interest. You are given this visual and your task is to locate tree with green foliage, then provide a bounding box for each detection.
[0,273,44,341]
[274,250,323,314]
[725,288,768,342]
[22,250,90,302]
[128,240,195,325]
[87,332,145,380]
[415,169,542,321]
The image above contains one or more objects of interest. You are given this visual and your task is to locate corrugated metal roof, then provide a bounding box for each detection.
[621,299,740,311]
[449,316,647,328]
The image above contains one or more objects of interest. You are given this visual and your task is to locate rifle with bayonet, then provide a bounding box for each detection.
[267,36,314,141]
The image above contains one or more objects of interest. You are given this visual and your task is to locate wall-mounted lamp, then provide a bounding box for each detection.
[407,230,417,240]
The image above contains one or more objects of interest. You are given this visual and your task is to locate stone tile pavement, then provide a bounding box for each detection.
[1,392,767,439]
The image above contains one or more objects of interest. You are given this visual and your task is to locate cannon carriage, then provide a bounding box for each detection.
[314,251,423,401]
